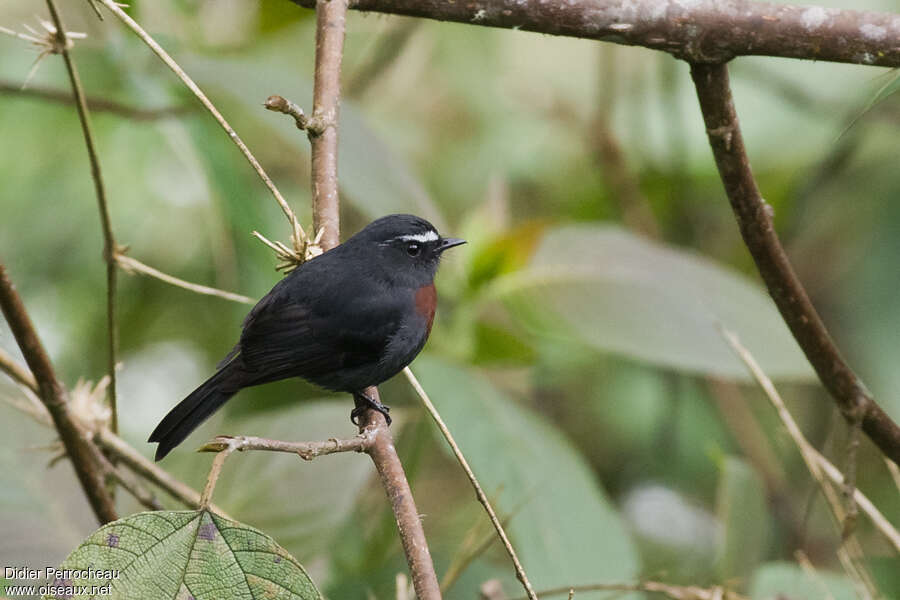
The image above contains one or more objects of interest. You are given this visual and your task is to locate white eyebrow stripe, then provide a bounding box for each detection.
[394,231,439,243]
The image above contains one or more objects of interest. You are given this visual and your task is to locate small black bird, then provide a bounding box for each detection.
[149,214,465,461]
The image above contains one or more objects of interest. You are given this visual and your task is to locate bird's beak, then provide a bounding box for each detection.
[437,237,466,253]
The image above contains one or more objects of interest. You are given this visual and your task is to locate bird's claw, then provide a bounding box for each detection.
[351,394,392,426]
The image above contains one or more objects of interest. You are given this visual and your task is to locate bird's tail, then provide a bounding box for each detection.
[149,361,245,461]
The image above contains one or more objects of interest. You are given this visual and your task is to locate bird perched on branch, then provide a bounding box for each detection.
[149,214,465,461]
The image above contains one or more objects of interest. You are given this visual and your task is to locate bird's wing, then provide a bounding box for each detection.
[236,285,405,383]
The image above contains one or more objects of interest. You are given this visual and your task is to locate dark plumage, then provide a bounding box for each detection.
[149,214,465,460]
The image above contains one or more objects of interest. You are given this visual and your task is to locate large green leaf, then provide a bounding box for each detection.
[413,356,640,596]
[749,562,856,600]
[488,225,815,380]
[42,510,323,600]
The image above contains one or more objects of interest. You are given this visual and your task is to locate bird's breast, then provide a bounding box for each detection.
[414,282,437,336]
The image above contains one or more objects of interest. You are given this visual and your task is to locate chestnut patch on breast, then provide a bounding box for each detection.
[414,282,437,335]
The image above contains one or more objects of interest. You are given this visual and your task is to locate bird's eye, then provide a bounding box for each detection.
[406,242,421,257]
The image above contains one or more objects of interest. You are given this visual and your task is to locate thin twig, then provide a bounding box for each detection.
[45,0,120,435]
[289,0,900,68]
[0,81,195,120]
[2,389,52,427]
[199,438,238,511]
[404,367,538,600]
[96,0,308,258]
[689,62,900,467]
[115,253,255,305]
[440,496,516,593]
[885,458,900,496]
[264,94,315,133]
[0,347,38,392]
[721,327,900,555]
[0,264,117,524]
[197,432,374,459]
[510,581,747,600]
[94,428,231,518]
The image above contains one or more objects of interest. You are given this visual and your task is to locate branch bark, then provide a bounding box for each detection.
[306,0,441,596]
[0,265,118,524]
[290,0,900,68]
[309,0,347,250]
[689,62,900,467]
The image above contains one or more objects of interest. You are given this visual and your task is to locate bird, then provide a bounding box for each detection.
[148,214,465,461]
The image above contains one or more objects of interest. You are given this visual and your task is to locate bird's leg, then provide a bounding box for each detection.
[351,391,392,426]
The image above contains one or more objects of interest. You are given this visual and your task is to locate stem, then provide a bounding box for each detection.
[0,265,117,524]
[288,0,900,68]
[197,433,373,459]
[303,0,441,594]
[97,0,306,252]
[689,62,900,467]
[115,254,255,305]
[721,328,900,555]
[309,0,347,250]
[45,0,119,434]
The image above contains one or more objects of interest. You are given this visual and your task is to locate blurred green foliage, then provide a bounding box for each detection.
[2,0,900,598]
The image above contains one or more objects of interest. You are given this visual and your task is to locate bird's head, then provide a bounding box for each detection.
[345,214,466,282]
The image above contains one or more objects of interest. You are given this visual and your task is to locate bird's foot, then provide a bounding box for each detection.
[351,392,392,426]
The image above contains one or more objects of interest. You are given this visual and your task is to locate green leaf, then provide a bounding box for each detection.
[413,356,640,596]
[715,456,770,581]
[42,510,323,600]
[488,225,815,380]
[750,561,856,600]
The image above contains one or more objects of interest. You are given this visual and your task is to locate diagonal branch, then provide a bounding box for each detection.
[0,264,118,524]
[45,0,120,434]
[290,0,900,68]
[96,0,308,259]
[115,254,255,305]
[404,367,538,600]
[721,328,900,555]
[689,62,900,467]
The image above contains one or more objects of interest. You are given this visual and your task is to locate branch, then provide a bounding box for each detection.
[290,0,900,68]
[0,81,194,121]
[309,0,346,250]
[197,433,373,459]
[0,346,38,392]
[45,0,120,434]
[0,346,225,516]
[0,264,117,524]
[689,62,900,467]
[302,0,441,595]
[404,367,538,600]
[721,328,900,555]
[115,253,255,305]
